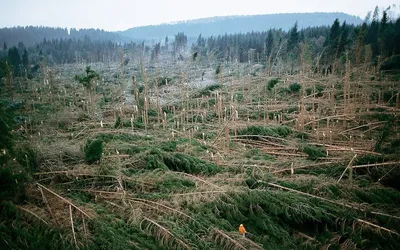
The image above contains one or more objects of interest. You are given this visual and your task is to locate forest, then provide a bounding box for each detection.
[1,6,400,250]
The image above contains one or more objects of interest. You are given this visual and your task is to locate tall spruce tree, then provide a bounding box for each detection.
[327,19,341,59]
[266,29,274,57]
[287,22,299,52]
[22,48,29,72]
[337,21,349,58]
[7,47,21,76]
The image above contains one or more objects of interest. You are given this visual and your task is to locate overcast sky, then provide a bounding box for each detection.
[0,0,397,31]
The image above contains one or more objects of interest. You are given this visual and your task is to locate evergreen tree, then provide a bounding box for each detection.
[164,36,169,51]
[287,22,299,52]
[379,11,390,56]
[7,47,21,76]
[3,42,7,51]
[22,48,29,71]
[365,6,380,57]
[266,29,274,57]
[354,22,367,65]
[337,21,349,58]
[326,18,341,58]
[287,22,299,71]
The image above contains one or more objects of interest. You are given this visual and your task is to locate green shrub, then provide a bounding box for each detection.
[286,82,301,93]
[235,92,244,102]
[267,78,279,91]
[84,139,103,164]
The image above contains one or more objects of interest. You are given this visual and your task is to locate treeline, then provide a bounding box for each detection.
[1,7,399,79]
[0,32,188,78]
[191,26,329,63]
[0,26,125,47]
[120,12,362,40]
[192,7,400,72]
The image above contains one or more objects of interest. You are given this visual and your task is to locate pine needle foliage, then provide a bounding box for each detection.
[267,78,279,91]
[0,202,71,250]
[286,82,302,93]
[95,133,150,144]
[74,66,99,90]
[194,84,221,97]
[300,144,327,160]
[0,101,15,165]
[145,151,221,175]
[140,217,192,250]
[237,125,292,138]
[83,139,103,164]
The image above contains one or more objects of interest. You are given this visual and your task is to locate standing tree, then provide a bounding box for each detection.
[7,47,21,76]
[379,10,390,57]
[75,66,99,119]
[287,22,299,73]
[265,29,275,74]
[336,21,350,59]
[354,22,367,66]
[22,48,29,74]
[173,32,188,59]
[326,19,341,60]
[266,29,274,58]
[365,6,380,57]
[164,36,169,52]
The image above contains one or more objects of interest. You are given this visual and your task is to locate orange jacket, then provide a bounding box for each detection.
[239,224,246,234]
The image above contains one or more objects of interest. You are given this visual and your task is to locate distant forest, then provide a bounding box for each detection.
[1,8,400,78]
[119,12,362,40]
[0,12,362,47]
[0,27,126,47]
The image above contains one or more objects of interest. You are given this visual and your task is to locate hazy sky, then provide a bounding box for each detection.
[0,0,397,31]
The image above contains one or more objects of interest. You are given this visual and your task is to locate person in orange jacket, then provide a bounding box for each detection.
[239,224,246,238]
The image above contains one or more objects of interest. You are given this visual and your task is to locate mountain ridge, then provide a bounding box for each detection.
[0,12,363,47]
[119,12,363,40]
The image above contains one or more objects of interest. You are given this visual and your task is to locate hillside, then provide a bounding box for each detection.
[0,12,363,47]
[119,12,363,40]
[0,27,128,47]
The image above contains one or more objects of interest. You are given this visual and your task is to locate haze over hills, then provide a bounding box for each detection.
[119,12,363,41]
[0,12,363,47]
[0,27,128,48]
